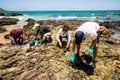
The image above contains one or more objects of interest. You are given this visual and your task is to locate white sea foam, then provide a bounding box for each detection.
[56,15,77,20]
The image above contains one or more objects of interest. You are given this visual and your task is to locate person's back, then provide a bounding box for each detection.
[76,22,100,40]
[10,28,23,39]
[39,25,51,36]
[9,28,26,45]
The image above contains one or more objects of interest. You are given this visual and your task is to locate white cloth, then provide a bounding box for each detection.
[56,28,71,44]
[75,22,100,40]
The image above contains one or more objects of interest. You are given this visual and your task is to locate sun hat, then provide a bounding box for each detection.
[32,23,40,30]
[75,31,84,44]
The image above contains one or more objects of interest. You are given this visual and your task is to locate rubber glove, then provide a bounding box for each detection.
[32,36,36,41]
[66,44,69,49]
[39,38,43,45]
[59,41,62,47]
[29,40,35,46]
[23,38,26,44]
[88,44,94,55]
[11,38,16,45]
[70,52,75,63]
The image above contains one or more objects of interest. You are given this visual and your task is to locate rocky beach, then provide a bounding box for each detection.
[0,17,120,80]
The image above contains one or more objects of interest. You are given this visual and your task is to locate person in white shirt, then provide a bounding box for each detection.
[71,22,101,60]
[56,24,71,50]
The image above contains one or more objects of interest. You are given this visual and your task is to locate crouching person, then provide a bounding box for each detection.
[56,24,71,50]
[10,28,26,45]
[29,23,52,47]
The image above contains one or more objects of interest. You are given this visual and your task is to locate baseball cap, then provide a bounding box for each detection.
[32,23,40,30]
[75,31,84,44]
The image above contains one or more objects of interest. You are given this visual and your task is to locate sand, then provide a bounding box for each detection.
[0,21,27,44]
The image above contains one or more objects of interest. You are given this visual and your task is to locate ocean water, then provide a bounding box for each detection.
[4,10,120,21]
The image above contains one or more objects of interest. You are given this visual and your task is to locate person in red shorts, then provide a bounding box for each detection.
[10,28,26,45]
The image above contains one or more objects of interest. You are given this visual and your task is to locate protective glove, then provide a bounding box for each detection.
[39,38,43,45]
[59,41,62,48]
[88,44,94,55]
[70,52,75,63]
[11,38,16,45]
[66,44,69,49]
[29,40,35,46]
[23,38,26,44]
[32,36,36,41]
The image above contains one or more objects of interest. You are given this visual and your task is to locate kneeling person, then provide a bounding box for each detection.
[10,28,26,45]
[29,23,52,47]
[56,24,71,50]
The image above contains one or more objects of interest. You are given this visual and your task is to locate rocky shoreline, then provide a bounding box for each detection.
[0,18,120,80]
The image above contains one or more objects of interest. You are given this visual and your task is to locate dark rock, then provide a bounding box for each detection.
[103,75,109,80]
[69,72,82,80]
[0,8,5,12]
[4,34,10,39]
[6,12,23,16]
[26,18,35,22]
[105,40,114,44]
[1,51,17,60]
[0,18,19,26]
[0,12,5,16]
[0,27,7,33]
[0,77,4,80]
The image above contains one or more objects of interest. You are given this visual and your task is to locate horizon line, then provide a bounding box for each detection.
[6,9,120,11]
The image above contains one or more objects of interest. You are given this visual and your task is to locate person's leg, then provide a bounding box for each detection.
[17,38,23,45]
[92,31,100,59]
[44,32,52,40]
[66,35,70,49]
[57,36,62,47]
[43,32,52,43]
[76,44,80,54]
[70,39,75,53]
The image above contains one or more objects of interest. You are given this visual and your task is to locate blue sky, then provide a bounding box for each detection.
[0,0,120,11]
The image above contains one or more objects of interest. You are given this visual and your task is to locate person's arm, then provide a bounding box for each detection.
[76,44,80,54]
[67,31,71,44]
[100,26,110,33]
[35,29,39,37]
[92,40,99,59]
[71,39,75,53]
[19,29,24,38]
[9,31,14,40]
[56,28,62,42]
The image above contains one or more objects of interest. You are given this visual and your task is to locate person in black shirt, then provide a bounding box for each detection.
[29,22,52,47]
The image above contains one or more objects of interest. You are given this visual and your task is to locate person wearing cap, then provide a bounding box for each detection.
[56,24,71,50]
[9,28,26,45]
[29,23,52,47]
[70,22,104,63]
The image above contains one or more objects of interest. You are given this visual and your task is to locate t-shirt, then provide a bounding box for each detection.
[56,28,71,44]
[35,25,51,37]
[75,22,100,40]
[10,28,23,38]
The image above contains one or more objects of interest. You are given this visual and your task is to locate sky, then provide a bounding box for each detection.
[0,0,120,11]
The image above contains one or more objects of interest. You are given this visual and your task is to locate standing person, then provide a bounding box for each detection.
[10,28,26,45]
[70,22,108,66]
[56,24,71,50]
[29,23,52,47]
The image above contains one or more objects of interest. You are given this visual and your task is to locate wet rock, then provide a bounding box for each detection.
[69,71,82,80]
[6,12,23,16]
[103,75,109,80]
[1,51,17,60]
[0,20,120,80]
[0,18,19,26]
[40,61,49,69]
[46,73,57,80]
[0,27,7,33]
[20,69,39,80]
[0,12,5,16]
[26,18,36,22]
